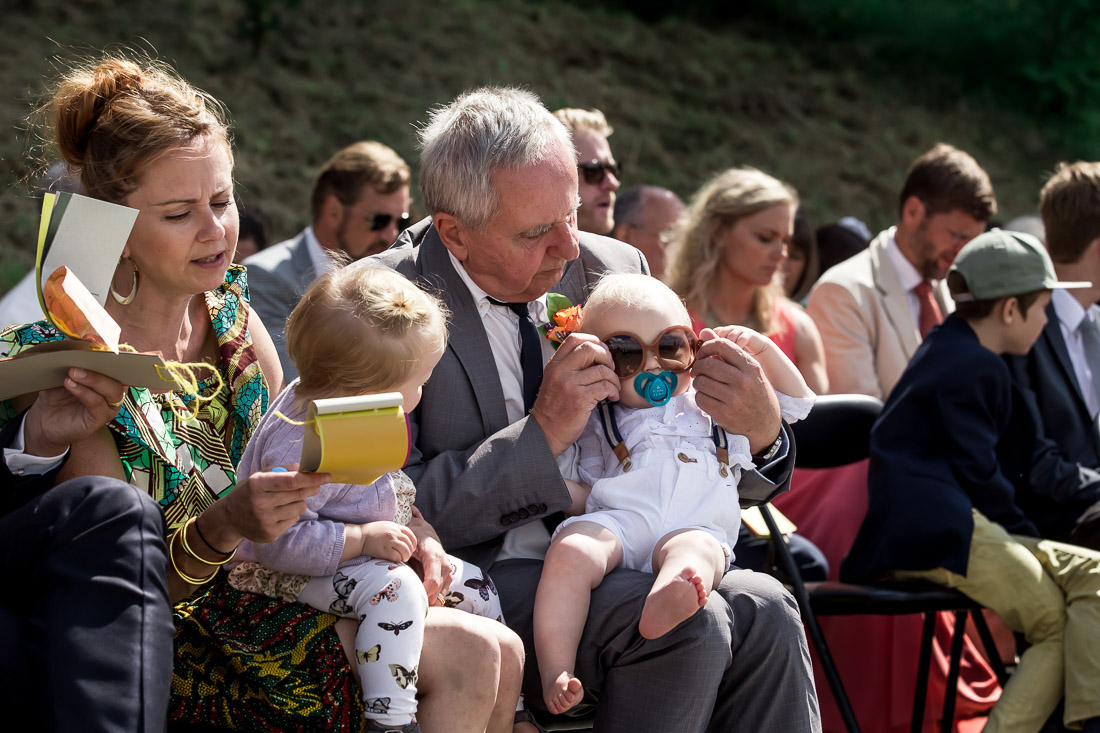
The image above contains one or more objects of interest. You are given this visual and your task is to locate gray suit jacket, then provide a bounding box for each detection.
[367,218,794,569]
[807,229,953,400]
[242,230,322,381]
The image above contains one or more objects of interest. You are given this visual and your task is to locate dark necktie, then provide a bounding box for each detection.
[488,298,543,414]
[489,297,564,534]
[913,280,943,339]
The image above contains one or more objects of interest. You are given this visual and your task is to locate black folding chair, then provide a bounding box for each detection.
[760,394,1009,733]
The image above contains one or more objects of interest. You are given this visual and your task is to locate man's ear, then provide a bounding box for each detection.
[1086,236,1100,264]
[319,194,346,229]
[1001,296,1019,324]
[900,196,926,229]
[434,213,468,260]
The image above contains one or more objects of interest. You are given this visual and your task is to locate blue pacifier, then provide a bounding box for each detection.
[634,370,678,407]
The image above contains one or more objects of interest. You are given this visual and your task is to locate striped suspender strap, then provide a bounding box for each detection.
[597,400,633,471]
[598,400,730,472]
[712,422,730,468]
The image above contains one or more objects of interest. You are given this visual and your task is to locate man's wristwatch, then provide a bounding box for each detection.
[752,432,783,465]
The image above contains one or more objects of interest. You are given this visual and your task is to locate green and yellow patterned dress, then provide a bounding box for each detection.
[0,265,365,730]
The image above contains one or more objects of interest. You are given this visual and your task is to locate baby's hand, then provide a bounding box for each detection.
[360,521,417,562]
[564,479,591,517]
[716,325,770,357]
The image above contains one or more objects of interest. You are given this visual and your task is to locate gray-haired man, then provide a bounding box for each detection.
[364,87,820,732]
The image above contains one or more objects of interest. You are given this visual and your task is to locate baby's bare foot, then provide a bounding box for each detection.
[543,671,584,715]
[638,567,708,639]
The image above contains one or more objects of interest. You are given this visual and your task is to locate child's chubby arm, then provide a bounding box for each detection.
[342,521,417,563]
[407,506,454,606]
[719,325,814,399]
[564,479,592,516]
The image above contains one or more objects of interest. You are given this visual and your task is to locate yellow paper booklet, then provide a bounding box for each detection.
[0,193,177,400]
[300,392,409,485]
[741,504,798,539]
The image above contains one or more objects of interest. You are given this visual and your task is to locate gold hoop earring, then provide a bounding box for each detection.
[110,257,138,306]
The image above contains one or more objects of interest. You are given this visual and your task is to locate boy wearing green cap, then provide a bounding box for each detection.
[841,229,1100,732]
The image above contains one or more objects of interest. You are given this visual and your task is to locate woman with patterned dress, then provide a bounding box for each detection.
[2,55,526,732]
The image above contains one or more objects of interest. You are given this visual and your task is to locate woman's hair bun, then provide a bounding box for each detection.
[53,58,145,167]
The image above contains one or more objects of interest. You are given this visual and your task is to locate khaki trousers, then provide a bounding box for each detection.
[894,510,1100,732]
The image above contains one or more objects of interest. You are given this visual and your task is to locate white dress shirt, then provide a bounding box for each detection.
[303,227,338,279]
[1052,288,1100,419]
[4,415,68,476]
[447,251,558,561]
[884,227,938,332]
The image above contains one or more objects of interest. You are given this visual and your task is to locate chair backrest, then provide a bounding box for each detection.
[791,394,883,469]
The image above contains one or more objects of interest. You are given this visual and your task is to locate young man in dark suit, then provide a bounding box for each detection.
[841,230,1100,732]
[1006,162,1100,549]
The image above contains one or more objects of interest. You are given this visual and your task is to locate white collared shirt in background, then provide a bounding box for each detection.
[304,226,339,279]
[884,226,939,332]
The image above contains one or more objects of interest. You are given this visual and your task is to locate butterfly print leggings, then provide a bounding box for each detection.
[297,554,503,726]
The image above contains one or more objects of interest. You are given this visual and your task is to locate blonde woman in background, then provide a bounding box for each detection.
[666,167,828,394]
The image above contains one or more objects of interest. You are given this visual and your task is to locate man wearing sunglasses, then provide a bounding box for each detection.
[244,140,411,379]
[553,108,622,236]
[365,87,819,733]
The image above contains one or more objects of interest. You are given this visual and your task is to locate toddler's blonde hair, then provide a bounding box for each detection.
[286,265,448,401]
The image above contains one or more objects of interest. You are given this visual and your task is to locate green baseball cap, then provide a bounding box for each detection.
[949,229,1090,303]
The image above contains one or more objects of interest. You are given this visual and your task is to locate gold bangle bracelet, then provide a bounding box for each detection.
[168,528,218,586]
[178,517,236,566]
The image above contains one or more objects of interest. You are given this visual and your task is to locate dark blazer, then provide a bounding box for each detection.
[365,218,795,569]
[242,230,322,381]
[841,315,1038,581]
[1005,301,1100,540]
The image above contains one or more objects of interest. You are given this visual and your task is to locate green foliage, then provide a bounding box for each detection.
[0,0,1081,296]
[237,0,303,57]
[744,0,1100,158]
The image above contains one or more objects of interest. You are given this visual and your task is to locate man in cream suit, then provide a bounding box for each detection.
[807,144,995,399]
[244,141,410,379]
[366,87,819,732]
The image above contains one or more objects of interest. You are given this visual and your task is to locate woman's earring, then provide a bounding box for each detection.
[110,257,138,306]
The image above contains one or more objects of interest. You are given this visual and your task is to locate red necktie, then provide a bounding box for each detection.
[914,280,943,339]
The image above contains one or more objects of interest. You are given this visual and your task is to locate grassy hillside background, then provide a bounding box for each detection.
[0,0,1081,292]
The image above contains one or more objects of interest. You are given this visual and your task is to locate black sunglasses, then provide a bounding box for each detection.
[578,160,622,186]
[369,212,412,232]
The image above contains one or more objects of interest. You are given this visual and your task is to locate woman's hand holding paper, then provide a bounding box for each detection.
[24,367,126,457]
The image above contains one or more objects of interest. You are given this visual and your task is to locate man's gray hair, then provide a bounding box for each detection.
[418,86,573,231]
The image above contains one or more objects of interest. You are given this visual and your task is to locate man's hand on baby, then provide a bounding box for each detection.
[693,327,782,454]
[359,521,417,563]
[531,333,620,457]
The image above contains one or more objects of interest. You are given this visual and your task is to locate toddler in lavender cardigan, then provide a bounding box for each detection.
[230,266,503,733]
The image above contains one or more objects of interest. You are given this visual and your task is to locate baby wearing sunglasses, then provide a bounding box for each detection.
[533,273,815,715]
